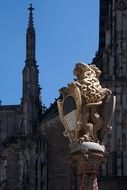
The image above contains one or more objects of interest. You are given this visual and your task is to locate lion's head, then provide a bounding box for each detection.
[73,62,90,78]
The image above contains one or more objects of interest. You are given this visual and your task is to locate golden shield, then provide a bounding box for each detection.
[57,85,82,143]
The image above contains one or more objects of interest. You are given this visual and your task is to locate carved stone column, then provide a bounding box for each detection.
[69,142,105,190]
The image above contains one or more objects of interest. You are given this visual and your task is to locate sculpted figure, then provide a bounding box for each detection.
[57,63,116,190]
[73,63,111,104]
[57,62,115,144]
[72,63,112,142]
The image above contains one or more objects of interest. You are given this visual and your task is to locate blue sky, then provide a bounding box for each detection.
[0,0,99,107]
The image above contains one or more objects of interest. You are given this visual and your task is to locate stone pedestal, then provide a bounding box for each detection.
[69,142,105,190]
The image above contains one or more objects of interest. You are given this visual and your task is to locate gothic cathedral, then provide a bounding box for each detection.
[1,1,127,190]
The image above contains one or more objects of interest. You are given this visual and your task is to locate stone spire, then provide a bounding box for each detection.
[22,4,42,135]
[26,3,36,62]
[28,4,34,29]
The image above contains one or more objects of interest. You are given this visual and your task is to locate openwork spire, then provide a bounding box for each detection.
[28,3,34,29]
[26,3,36,61]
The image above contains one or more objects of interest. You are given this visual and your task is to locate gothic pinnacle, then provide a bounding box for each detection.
[28,3,34,29]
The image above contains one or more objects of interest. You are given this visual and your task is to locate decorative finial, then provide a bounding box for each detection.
[28,3,34,28]
[28,3,34,12]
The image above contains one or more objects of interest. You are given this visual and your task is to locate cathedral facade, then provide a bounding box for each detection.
[1,1,127,190]
[94,0,127,189]
[42,0,127,189]
[0,5,47,190]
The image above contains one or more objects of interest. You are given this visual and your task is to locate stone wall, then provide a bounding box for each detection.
[99,177,127,190]
[42,116,71,190]
[0,105,21,142]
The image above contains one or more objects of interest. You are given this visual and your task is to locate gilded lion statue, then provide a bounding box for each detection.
[57,62,116,144]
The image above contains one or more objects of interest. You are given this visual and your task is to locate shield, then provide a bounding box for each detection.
[57,84,82,143]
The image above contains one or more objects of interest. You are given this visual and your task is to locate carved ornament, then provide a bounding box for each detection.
[57,62,116,145]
